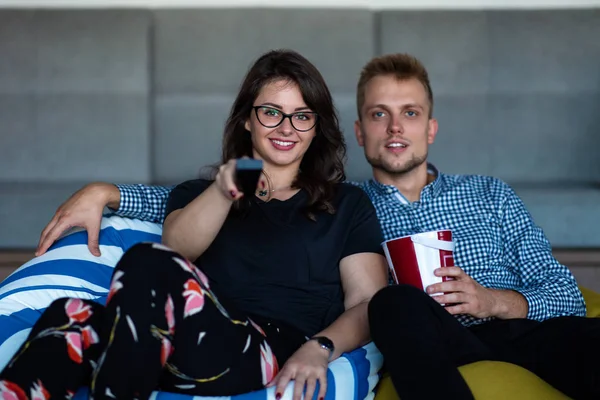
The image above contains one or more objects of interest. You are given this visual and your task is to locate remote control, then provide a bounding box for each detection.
[235,158,263,196]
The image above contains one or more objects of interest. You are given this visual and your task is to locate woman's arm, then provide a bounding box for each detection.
[269,252,388,400]
[313,252,388,358]
[162,159,248,261]
[162,183,234,261]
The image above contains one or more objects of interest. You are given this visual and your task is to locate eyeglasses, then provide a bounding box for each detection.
[252,106,318,132]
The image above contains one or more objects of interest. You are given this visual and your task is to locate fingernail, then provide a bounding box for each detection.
[275,394,281,400]
[320,397,324,400]
[261,180,265,188]
[230,190,237,198]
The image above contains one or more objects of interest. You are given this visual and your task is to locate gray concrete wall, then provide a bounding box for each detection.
[1,8,599,249]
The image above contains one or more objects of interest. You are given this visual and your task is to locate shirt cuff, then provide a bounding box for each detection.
[515,287,549,321]
[113,184,140,215]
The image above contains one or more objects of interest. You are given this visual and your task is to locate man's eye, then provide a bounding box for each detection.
[373,111,385,118]
[406,110,417,117]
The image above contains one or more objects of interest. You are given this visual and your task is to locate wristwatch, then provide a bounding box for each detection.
[310,336,335,359]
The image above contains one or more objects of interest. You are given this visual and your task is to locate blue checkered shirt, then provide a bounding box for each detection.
[115,165,586,327]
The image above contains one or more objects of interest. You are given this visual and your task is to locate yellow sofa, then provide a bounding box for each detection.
[374,286,600,400]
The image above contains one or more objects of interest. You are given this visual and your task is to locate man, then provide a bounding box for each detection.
[35,54,597,400]
[351,54,596,400]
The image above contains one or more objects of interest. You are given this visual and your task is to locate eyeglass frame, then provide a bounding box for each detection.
[251,106,318,132]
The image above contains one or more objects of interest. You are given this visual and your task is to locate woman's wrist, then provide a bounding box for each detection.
[208,181,236,203]
[308,336,335,361]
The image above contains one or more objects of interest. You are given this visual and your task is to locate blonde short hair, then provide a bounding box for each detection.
[356,53,434,118]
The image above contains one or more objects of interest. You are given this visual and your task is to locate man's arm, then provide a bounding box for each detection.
[500,184,586,320]
[112,184,174,223]
[429,181,586,321]
[36,182,174,256]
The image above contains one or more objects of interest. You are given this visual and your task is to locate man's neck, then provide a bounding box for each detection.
[373,163,430,203]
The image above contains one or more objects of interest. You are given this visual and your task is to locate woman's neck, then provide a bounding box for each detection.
[262,165,298,190]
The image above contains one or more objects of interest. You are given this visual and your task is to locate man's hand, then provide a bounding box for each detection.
[427,266,528,319]
[36,183,120,257]
[266,340,329,400]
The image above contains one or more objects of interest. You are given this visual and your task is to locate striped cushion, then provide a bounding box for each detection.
[0,214,383,400]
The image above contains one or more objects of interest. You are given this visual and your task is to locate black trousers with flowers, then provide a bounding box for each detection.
[0,243,307,399]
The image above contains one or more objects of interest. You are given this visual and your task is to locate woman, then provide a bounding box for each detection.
[0,50,388,400]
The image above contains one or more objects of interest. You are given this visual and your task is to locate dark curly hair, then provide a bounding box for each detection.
[221,49,347,220]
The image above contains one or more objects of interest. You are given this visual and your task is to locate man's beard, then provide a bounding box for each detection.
[366,151,428,176]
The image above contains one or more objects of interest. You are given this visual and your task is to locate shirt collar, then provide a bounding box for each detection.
[425,163,444,199]
[366,162,445,202]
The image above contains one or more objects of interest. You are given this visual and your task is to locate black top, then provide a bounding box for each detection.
[165,179,384,337]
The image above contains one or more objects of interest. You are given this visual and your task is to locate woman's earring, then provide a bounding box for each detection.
[258,180,268,197]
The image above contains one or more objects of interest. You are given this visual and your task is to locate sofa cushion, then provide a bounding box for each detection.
[0,215,162,369]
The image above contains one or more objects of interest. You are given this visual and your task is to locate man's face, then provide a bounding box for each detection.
[354,75,438,176]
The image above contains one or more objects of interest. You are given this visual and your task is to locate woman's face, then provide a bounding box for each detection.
[244,79,317,170]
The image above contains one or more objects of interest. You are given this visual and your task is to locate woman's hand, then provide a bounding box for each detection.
[214,158,265,201]
[214,159,243,200]
[267,340,329,400]
[35,183,119,257]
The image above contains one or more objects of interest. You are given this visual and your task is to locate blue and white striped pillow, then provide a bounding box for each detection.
[0,214,382,400]
[0,214,162,370]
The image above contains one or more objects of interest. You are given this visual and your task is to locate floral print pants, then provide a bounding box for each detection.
[0,242,307,399]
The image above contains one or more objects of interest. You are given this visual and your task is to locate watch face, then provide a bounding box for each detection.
[314,336,334,352]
